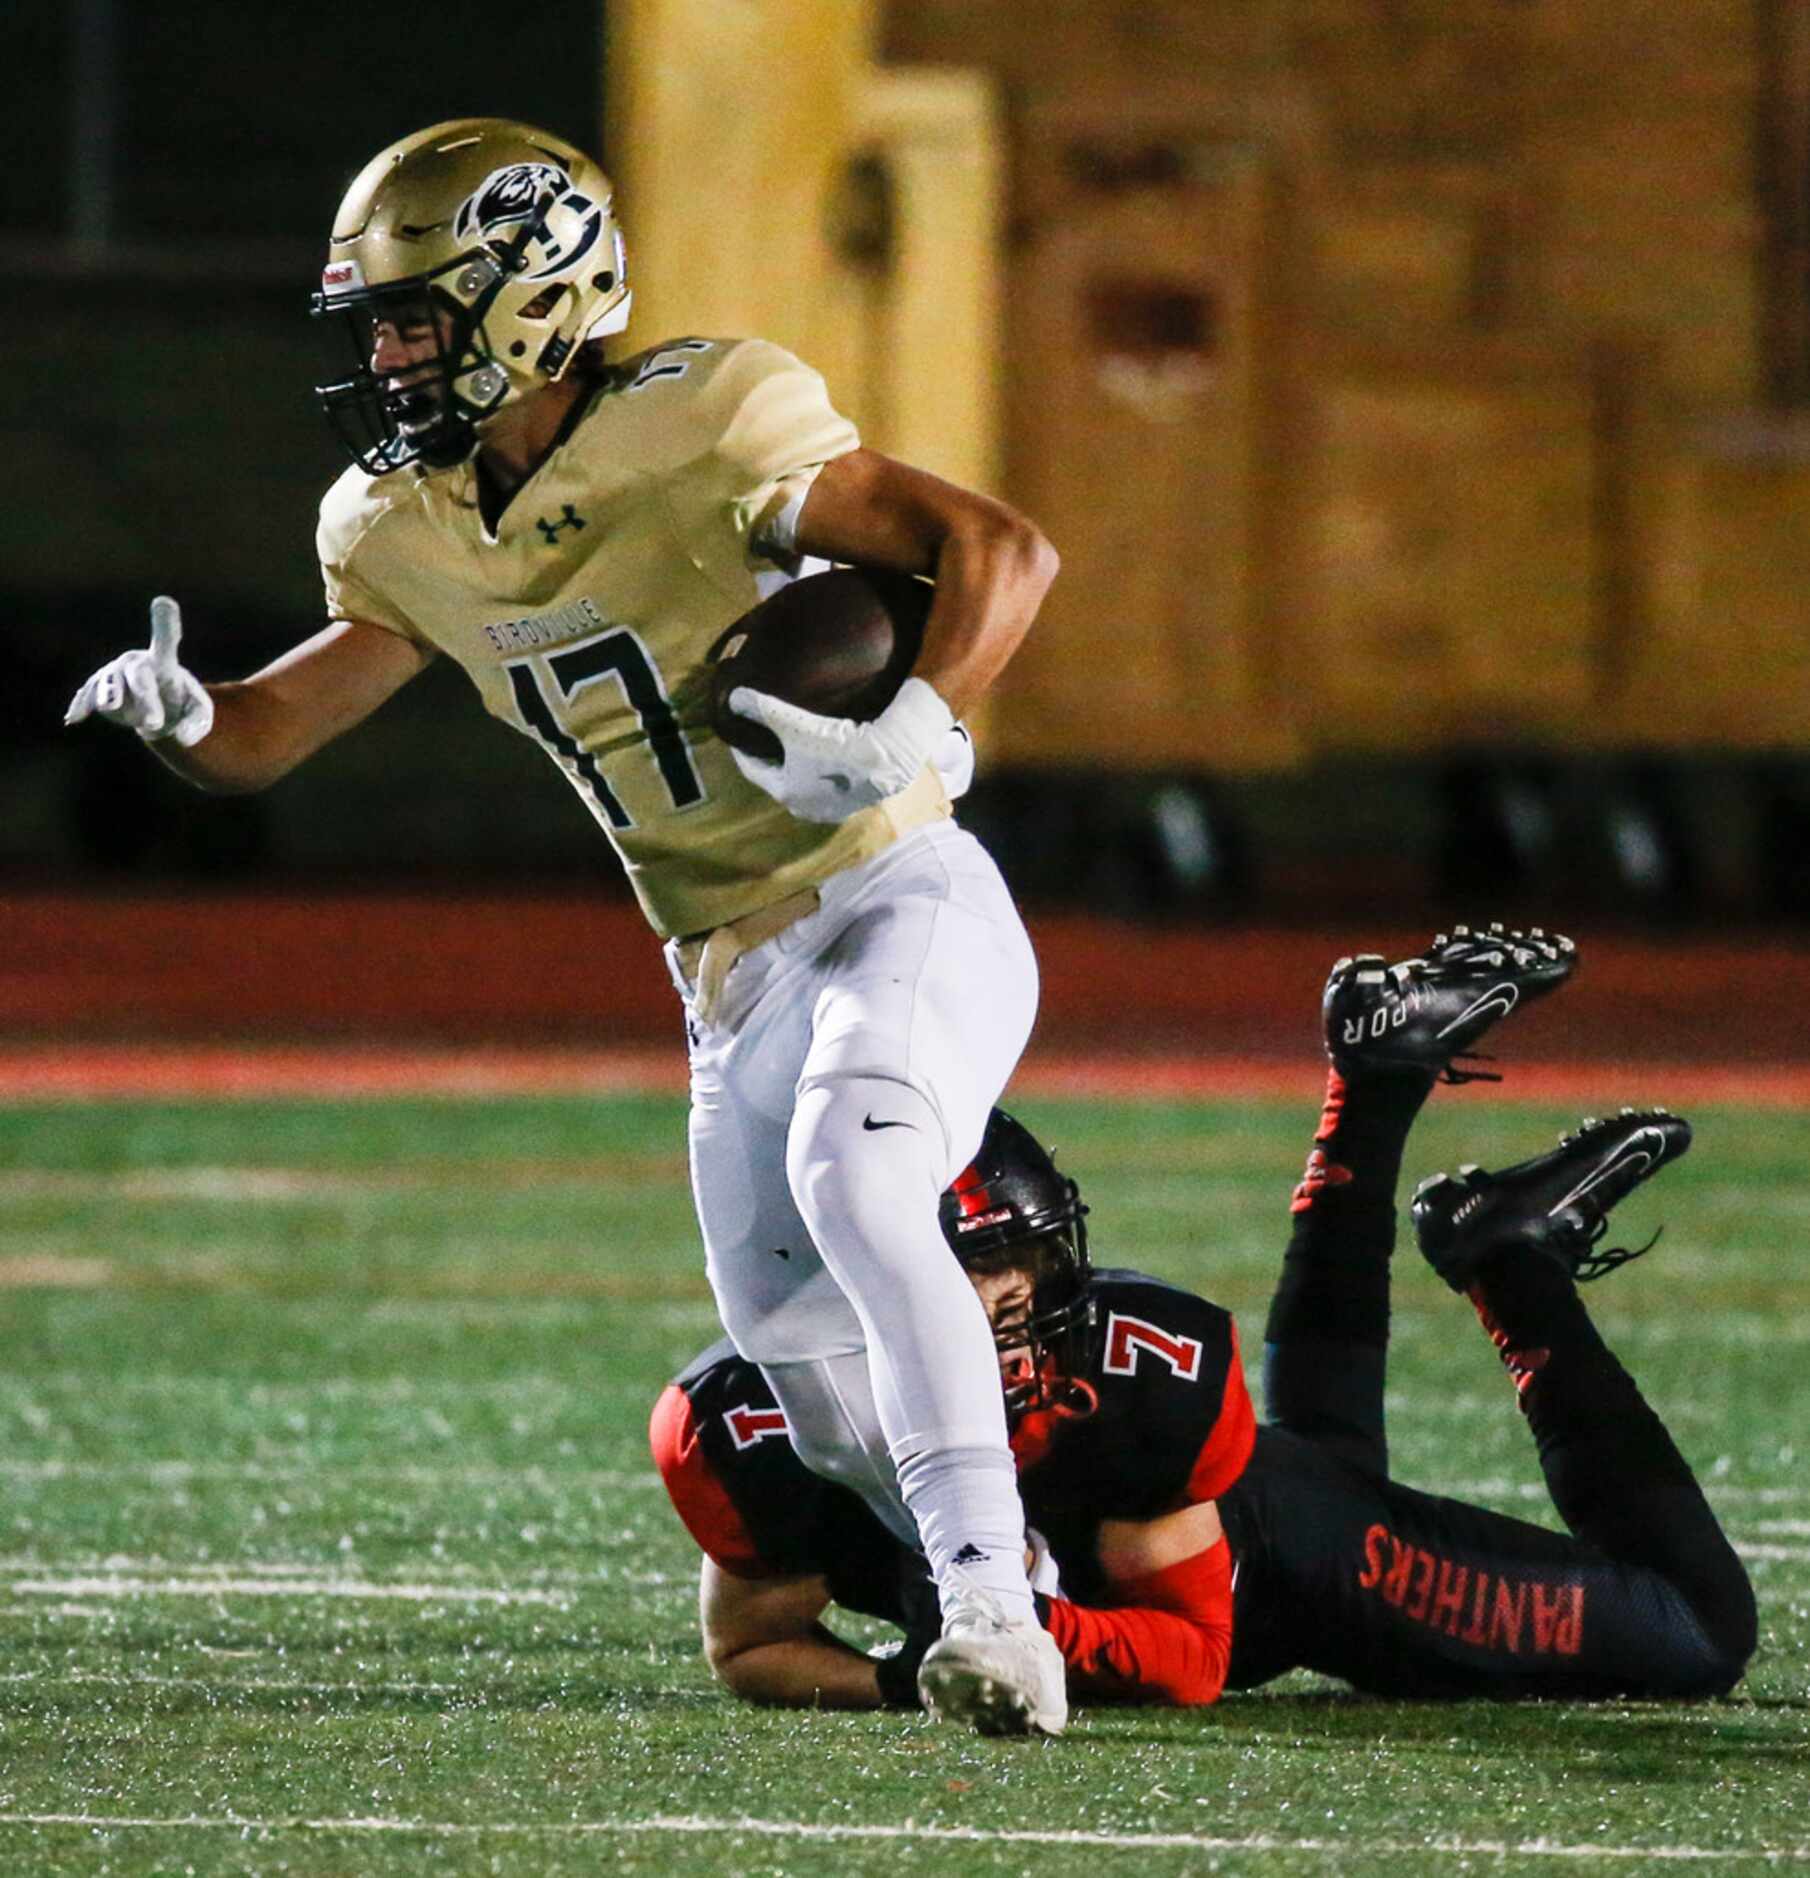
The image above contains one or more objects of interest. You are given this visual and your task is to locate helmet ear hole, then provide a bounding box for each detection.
[593,270,615,292]
[519,283,567,322]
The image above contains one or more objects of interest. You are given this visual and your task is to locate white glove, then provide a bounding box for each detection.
[932,722,975,802]
[728,675,955,824]
[1025,1525,1063,1598]
[65,595,215,747]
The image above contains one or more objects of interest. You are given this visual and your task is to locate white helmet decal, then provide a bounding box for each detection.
[454,162,605,283]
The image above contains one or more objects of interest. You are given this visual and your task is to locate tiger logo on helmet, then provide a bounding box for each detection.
[453,162,608,284]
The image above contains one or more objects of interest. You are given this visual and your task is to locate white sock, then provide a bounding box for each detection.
[893,1440,1035,1625]
[788,1075,1036,1626]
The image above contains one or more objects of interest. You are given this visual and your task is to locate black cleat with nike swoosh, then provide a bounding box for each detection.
[1324,923,1577,1086]
[1411,1108,1693,1291]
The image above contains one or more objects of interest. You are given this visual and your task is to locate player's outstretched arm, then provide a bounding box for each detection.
[66,600,433,793]
[793,448,1058,719]
[1039,1501,1235,1707]
[64,596,215,748]
[699,1559,892,1708]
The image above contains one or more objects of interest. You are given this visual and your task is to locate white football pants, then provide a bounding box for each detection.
[669,821,1039,1616]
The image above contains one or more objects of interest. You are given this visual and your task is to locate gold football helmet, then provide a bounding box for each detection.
[311,118,632,473]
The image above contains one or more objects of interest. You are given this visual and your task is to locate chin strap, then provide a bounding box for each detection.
[1048,1376,1099,1420]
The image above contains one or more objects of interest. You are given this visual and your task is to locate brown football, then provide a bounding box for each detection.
[708,567,932,763]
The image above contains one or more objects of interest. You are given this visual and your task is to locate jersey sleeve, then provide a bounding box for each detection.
[652,1352,882,1589]
[1187,1320,1257,1503]
[709,340,860,557]
[315,467,431,645]
[649,1382,783,1579]
[1041,1535,1235,1706]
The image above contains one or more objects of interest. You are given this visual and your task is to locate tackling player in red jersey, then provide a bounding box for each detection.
[652,926,1756,1715]
[654,1120,1253,1712]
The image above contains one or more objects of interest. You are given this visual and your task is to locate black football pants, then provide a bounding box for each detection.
[1219,1416,1751,1699]
[1233,1091,1754,1699]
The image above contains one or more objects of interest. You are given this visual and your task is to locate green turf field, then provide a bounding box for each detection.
[0,1091,1805,1875]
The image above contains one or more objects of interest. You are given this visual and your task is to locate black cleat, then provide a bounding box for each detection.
[1324,923,1576,1085]
[1411,1108,1692,1292]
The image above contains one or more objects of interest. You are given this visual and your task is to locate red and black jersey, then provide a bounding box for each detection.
[656,1266,1749,1707]
[649,1337,923,1627]
[653,1274,1251,1594]
[1012,1269,1254,1606]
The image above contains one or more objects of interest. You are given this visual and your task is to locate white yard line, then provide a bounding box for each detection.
[0,1553,669,1588]
[0,1669,466,1695]
[0,1813,1804,1860]
[3,1165,682,1202]
[3,1573,569,1607]
[0,1368,686,1398]
[1431,1479,1810,1506]
[0,1459,659,1487]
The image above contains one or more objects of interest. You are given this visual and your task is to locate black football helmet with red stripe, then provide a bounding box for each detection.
[941,1110,1098,1418]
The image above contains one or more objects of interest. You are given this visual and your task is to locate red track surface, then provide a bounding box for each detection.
[3,1042,1809,1105]
[16,891,1810,1102]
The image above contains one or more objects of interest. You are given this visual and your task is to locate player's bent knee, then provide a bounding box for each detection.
[1671,1553,1759,1697]
[1645,1590,1757,1699]
[1700,1579,1759,1696]
[785,1077,945,1241]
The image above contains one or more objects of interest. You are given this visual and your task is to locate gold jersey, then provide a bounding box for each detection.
[316,336,948,938]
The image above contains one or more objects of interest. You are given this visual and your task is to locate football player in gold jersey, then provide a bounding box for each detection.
[66,118,1066,1734]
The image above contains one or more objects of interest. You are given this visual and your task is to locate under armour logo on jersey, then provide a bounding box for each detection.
[535,504,586,545]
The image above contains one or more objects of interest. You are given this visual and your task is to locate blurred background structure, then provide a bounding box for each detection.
[10,0,1810,1041]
